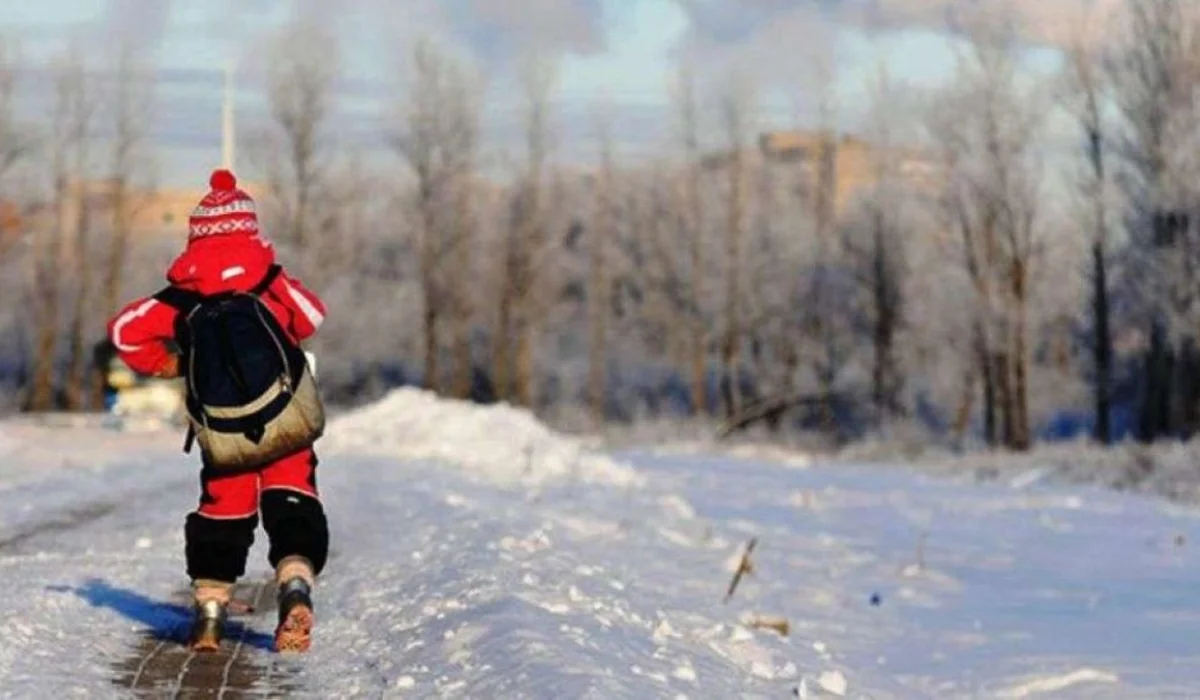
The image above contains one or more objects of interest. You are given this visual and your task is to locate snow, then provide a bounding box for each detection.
[632,428,1200,509]
[0,424,15,457]
[323,387,645,490]
[0,393,1195,697]
[995,668,1121,698]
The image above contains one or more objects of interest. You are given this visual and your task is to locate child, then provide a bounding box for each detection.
[107,169,330,653]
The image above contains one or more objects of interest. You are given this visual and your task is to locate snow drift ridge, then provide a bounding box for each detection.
[323,388,644,489]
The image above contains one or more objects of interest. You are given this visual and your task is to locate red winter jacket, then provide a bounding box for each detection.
[107,233,325,378]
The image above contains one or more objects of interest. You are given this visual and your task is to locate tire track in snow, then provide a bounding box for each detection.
[0,502,120,552]
[0,474,193,557]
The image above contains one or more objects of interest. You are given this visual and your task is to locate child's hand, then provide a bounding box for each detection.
[154,354,181,379]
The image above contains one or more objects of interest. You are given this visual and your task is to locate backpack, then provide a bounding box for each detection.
[154,264,325,471]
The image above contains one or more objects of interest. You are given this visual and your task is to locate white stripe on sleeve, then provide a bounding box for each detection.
[282,279,325,329]
[111,299,160,352]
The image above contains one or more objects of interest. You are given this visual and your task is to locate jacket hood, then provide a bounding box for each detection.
[165,234,277,295]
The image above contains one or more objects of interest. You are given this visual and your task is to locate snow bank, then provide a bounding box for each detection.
[996,668,1120,698]
[323,388,645,489]
[0,424,16,458]
[0,414,182,486]
[615,417,1200,508]
[838,437,1200,506]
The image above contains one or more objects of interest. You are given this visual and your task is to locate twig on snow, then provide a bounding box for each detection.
[724,537,757,603]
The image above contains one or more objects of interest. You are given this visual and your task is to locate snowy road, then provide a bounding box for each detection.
[0,393,1198,698]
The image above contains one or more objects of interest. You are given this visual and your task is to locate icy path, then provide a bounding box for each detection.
[0,412,1197,698]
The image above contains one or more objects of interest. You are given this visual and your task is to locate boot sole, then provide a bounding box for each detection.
[189,637,222,653]
[188,616,225,653]
[274,603,313,653]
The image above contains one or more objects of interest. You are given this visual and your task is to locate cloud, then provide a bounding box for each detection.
[675,3,835,78]
[675,0,819,43]
[444,0,607,60]
[676,0,1123,52]
[102,0,173,53]
[253,0,609,66]
[665,0,1126,127]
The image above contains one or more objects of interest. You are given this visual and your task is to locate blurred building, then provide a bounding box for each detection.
[58,177,266,240]
[704,128,943,215]
[53,63,260,244]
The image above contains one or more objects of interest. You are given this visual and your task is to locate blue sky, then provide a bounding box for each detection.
[0,0,1070,187]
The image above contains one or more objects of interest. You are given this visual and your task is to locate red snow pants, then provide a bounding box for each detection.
[197,448,319,519]
[185,447,329,584]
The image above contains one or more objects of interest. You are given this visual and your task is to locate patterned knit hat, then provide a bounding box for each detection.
[189,169,259,241]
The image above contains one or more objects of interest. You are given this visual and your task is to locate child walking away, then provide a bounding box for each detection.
[107,169,330,653]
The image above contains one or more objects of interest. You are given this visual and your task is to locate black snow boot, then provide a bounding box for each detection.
[188,598,228,652]
[274,576,314,653]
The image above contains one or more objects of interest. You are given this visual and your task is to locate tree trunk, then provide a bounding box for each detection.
[511,212,536,409]
[586,272,608,425]
[993,349,1015,448]
[720,334,740,419]
[513,318,535,408]
[722,174,744,420]
[686,175,706,419]
[94,178,133,411]
[422,295,440,393]
[29,184,71,412]
[1139,320,1171,442]
[952,366,975,445]
[819,340,838,438]
[690,333,707,416]
[1178,337,1200,438]
[1085,120,1113,445]
[64,197,92,411]
[29,320,60,411]
[417,171,441,394]
[451,312,473,400]
[587,183,611,427]
[975,324,997,447]
[1092,240,1112,444]
[1012,315,1031,450]
[64,297,87,410]
[492,256,514,401]
[450,204,475,401]
[1010,259,1031,450]
[871,212,898,423]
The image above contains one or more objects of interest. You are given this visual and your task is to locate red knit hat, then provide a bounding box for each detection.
[188,169,259,241]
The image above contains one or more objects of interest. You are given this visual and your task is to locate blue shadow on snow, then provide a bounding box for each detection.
[47,578,276,652]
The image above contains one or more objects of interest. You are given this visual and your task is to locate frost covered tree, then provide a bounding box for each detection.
[29,46,94,412]
[642,60,718,416]
[90,41,157,410]
[0,38,27,239]
[924,14,1048,450]
[492,54,558,408]
[1062,20,1117,444]
[1107,0,1200,440]
[587,105,616,425]
[716,75,753,419]
[841,66,913,427]
[393,38,481,396]
[0,38,33,411]
[263,19,339,277]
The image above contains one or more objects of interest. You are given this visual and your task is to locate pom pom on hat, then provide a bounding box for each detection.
[209,169,237,191]
[189,169,258,240]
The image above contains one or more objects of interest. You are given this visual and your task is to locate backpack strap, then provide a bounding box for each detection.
[250,264,283,297]
[153,286,204,314]
[150,285,203,456]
